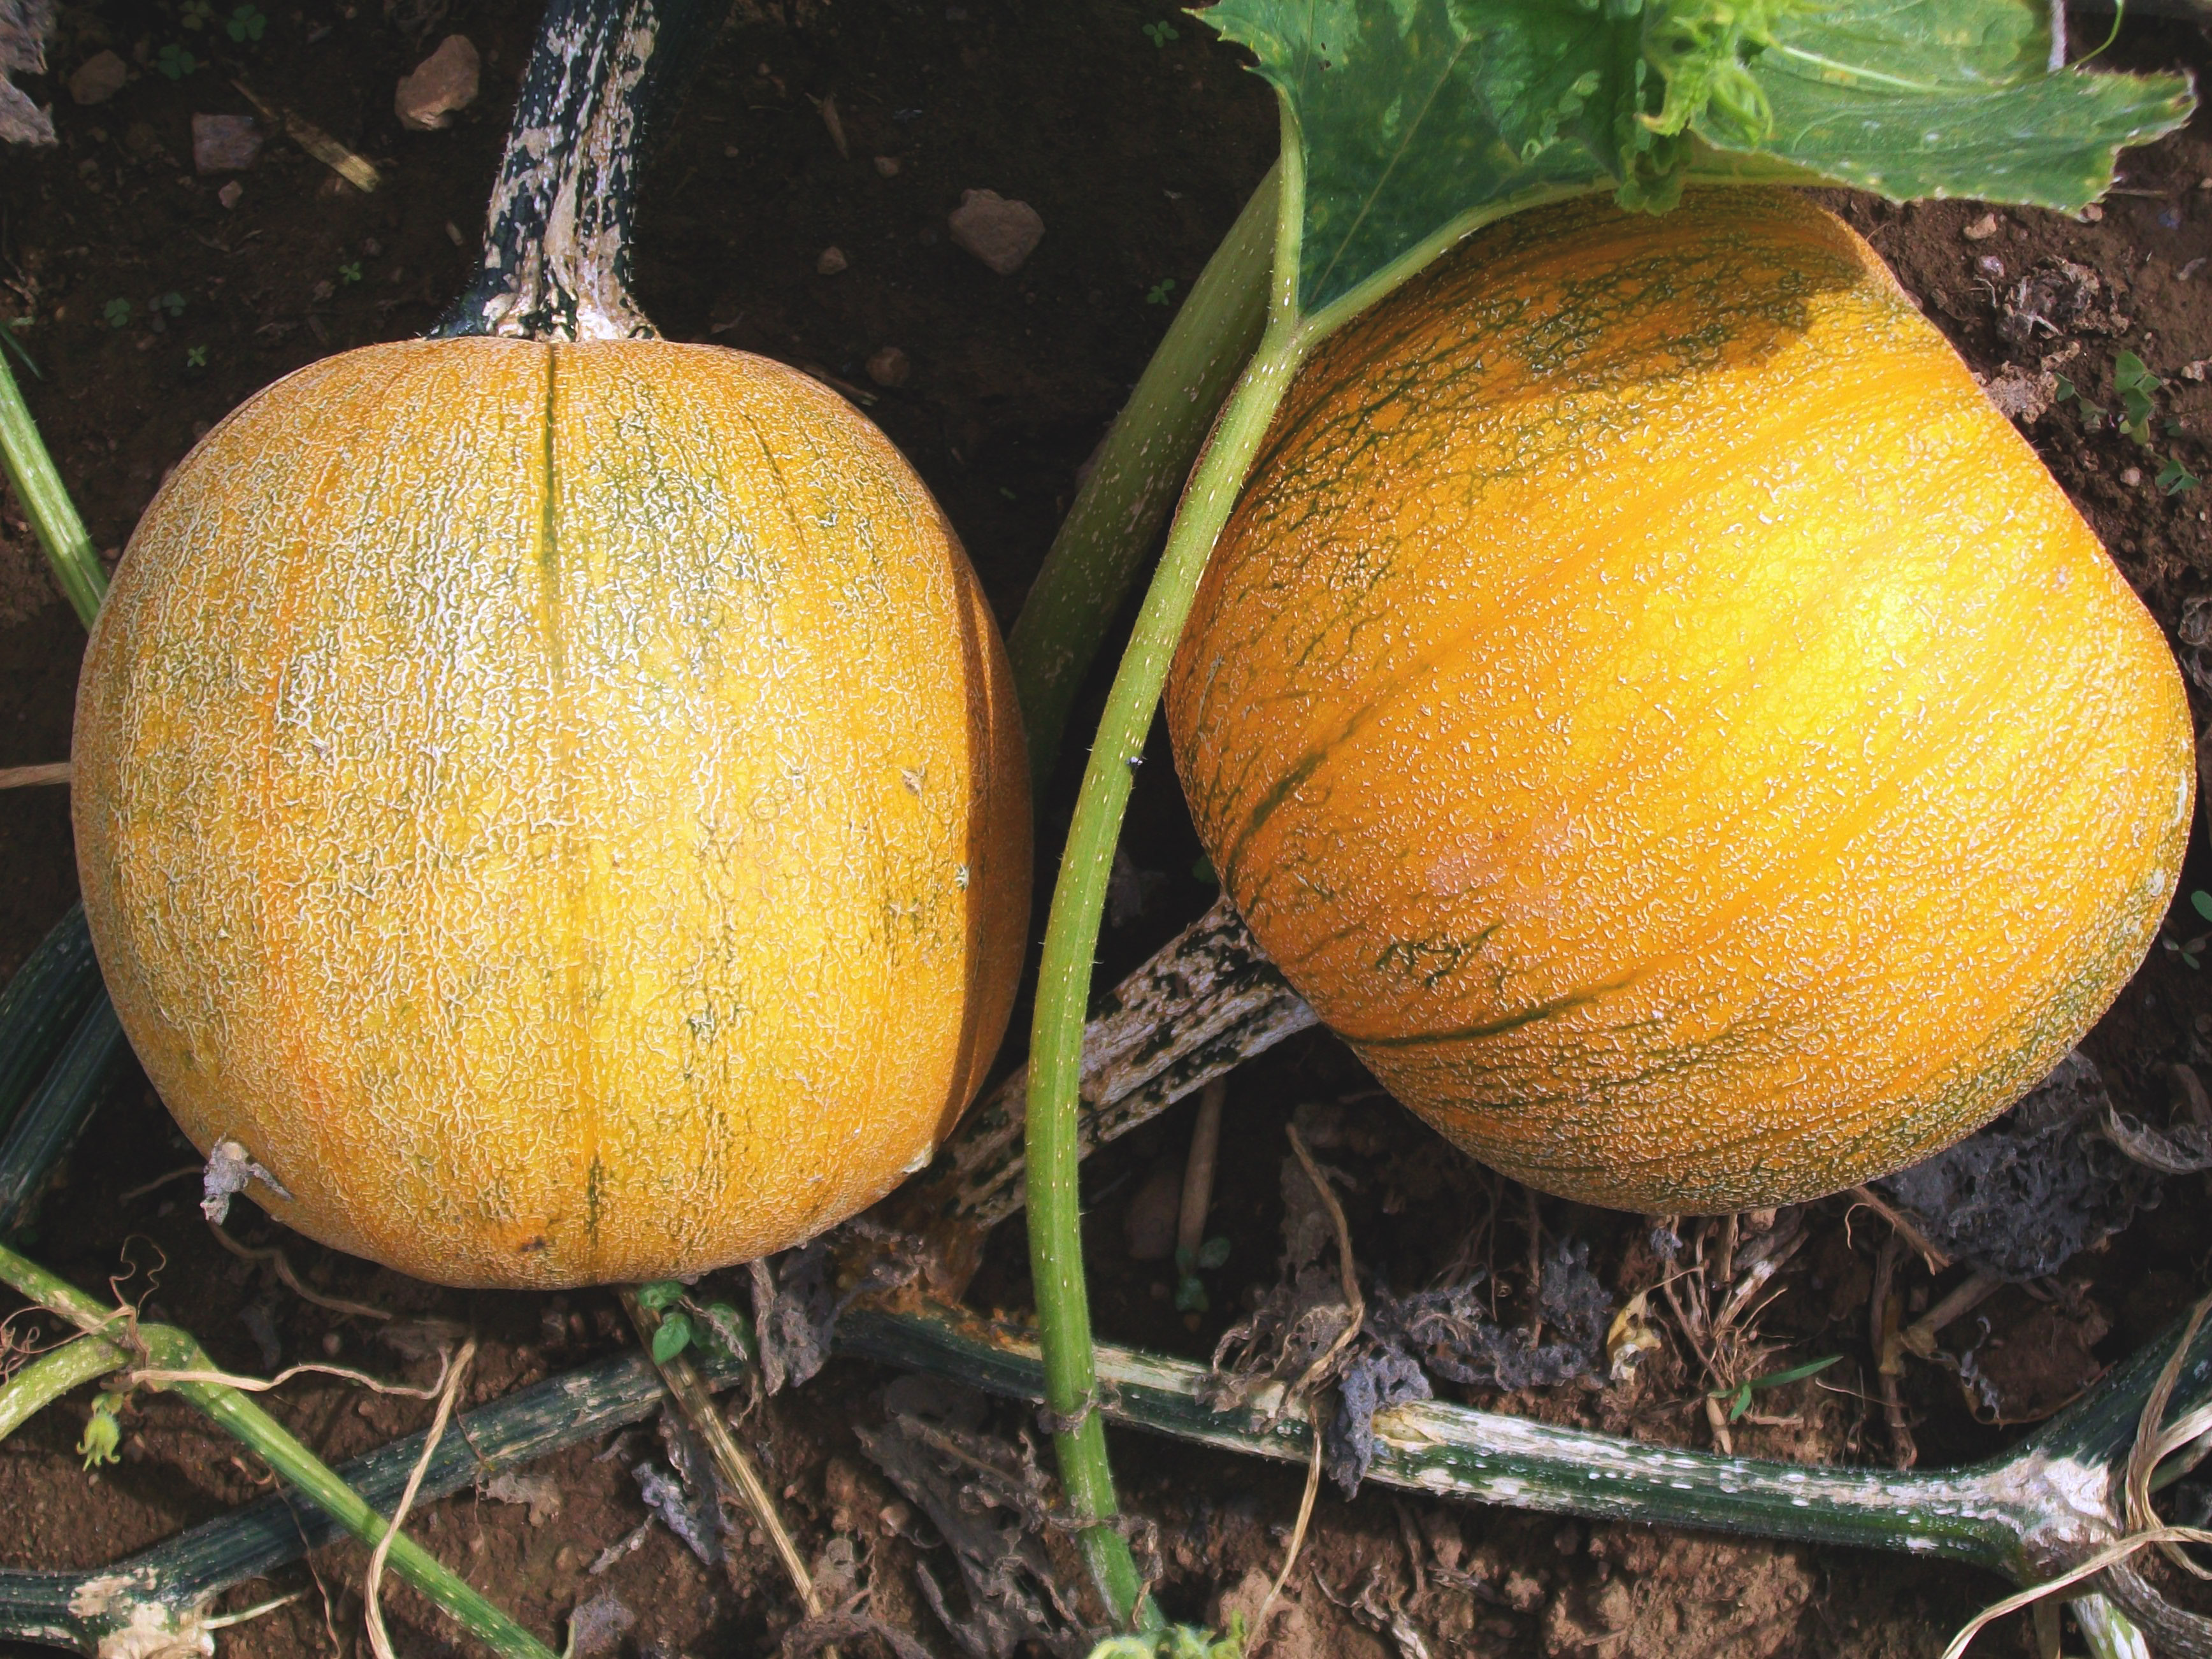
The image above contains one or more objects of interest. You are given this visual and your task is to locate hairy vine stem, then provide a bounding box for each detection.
[0,1240,557,1658]
[1023,115,1312,1627]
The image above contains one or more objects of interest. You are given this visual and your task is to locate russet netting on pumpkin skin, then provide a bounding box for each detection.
[1168,191,2192,1214]
[73,339,1031,1287]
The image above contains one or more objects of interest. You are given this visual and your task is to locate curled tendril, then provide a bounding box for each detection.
[1611,0,1802,211]
[1641,0,1797,139]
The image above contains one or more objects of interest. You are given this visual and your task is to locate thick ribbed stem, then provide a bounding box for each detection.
[0,993,127,1232]
[1006,166,1277,789]
[0,906,103,1141]
[839,1300,2212,1585]
[0,354,103,629]
[431,0,723,341]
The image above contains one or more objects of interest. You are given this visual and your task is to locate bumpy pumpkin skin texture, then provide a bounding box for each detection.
[1167,191,2193,1215]
[74,338,1030,1288]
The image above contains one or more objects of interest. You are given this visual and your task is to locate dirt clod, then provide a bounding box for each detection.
[394,32,480,130]
[68,50,125,106]
[866,346,912,387]
[948,189,1044,275]
[189,113,262,173]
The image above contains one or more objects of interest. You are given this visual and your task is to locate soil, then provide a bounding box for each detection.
[1,3,2211,1658]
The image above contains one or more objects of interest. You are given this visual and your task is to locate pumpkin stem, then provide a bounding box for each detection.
[1005,162,1279,792]
[430,0,725,343]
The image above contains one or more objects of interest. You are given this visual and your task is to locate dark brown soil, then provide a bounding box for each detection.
[3,3,2211,1657]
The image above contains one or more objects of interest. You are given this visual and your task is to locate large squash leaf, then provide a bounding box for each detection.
[1202,0,2196,321]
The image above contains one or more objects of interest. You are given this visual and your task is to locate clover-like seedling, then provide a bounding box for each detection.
[227,4,266,43]
[1142,20,1179,47]
[2114,351,2161,448]
[155,42,199,78]
[101,298,132,329]
[1172,1235,1230,1312]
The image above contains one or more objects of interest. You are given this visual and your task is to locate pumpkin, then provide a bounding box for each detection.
[1166,190,2192,1214]
[72,338,1031,1288]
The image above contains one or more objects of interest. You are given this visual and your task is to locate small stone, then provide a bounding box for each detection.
[69,52,127,106]
[2078,202,2104,223]
[1962,212,1999,241]
[873,154,901,177]
[486,1469,563,1526]
[217,180,242,209]
[395,34,480,132]
[320,1331,342,1357]
[553,1542,586,1574]
[2122,466,2143,487]
[1978,362,2057,424]
[566,1590,634,1658]
[190,113,262,174]
[948,188,1044,275]
[1974,254,2004,278]
[815,245,848,275]
[865,346,910,387]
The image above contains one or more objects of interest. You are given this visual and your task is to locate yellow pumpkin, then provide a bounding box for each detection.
[73,338,1030,1287]
[1167,190,2192,1214]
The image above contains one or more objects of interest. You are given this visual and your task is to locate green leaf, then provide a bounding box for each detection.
[694,1300,753,1361]
[1196,1235,1232,1270]
[636,1279,685,1313]
[2192,891,2212,925]
[1748,1353,1843,1390]
[650,1312,693,1363]
[1713,4,2192,208]
[1200,0,2192,322]
[1174,1275,1210,1312]
[0,322,41,382]
[2160,457,2201,496]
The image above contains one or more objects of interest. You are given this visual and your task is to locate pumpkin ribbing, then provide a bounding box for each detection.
[73,338,1030,1287]
[1166,190,2192,1214]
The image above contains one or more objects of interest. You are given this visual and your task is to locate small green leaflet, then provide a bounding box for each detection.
[650,1311,694,1363]
[1199,0,2194,320]
[1711,1353,1842,1421]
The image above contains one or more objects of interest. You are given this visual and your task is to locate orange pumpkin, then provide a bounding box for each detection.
[1167,191,2192,1214]
[73,338,1030,1287]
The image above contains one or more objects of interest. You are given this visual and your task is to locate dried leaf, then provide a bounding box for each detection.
[1874,1051,2157,1280]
